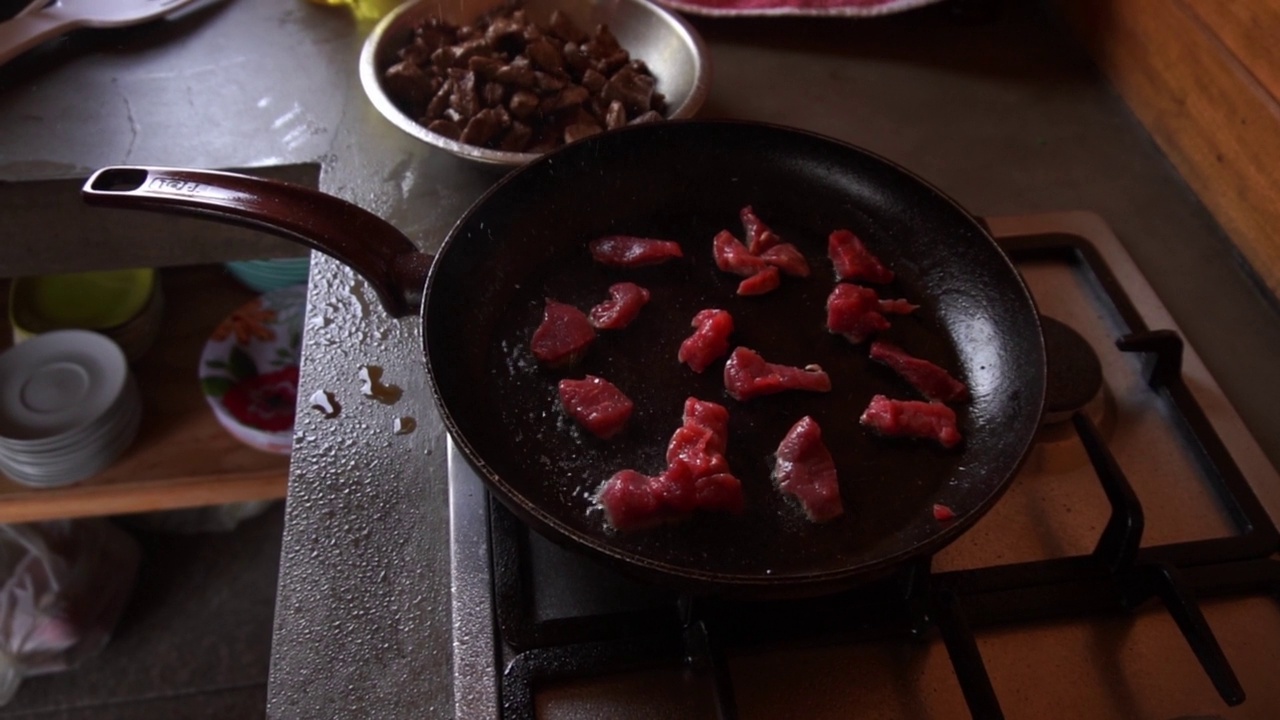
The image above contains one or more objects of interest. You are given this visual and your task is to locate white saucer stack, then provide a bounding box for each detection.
[0,330,142,488]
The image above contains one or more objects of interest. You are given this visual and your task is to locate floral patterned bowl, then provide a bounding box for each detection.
[198,284,307,455]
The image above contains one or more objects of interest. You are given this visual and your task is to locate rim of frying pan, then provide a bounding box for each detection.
[422,119,1046,595]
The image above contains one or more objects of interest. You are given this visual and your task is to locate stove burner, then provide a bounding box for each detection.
[1040,315,1103,425]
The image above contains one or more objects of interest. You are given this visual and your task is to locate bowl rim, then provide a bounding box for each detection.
[358,0,713,166]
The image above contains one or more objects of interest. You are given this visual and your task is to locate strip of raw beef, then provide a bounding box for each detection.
[723,347,832,401]
[869,340,970,403]
[678,309,734,373]
[828,229,894,284]
[530,299,596,366]
[772,416,843,523]
[826,283,890,344]
[759,243,811,277]
[880,295,921,312]
[878,298,919,315]
[589,235,684,267]
[859,394,962,448]
[740,205,783,255]
[737,266,780,296]
[558,375,635,439]
[589,282,651,329]
[713,230,770,277]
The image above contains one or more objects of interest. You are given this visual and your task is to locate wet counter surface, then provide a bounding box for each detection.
[1,1,1278,718]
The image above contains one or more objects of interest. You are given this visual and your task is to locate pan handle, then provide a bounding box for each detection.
[81,166,431,318]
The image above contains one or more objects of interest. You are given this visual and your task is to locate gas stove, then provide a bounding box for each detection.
[446,212,1280,720]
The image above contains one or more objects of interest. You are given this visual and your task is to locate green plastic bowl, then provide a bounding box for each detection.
[10,269,156,341]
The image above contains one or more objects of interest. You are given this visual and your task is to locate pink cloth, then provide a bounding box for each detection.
[655,0,943,17]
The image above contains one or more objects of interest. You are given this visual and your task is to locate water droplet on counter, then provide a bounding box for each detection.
[392,416,416,435]
[348,277,373,318]
[310,389,341,418]
[358,364,403,404]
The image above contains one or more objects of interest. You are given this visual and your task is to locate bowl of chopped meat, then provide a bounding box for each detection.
[359,0,711,165]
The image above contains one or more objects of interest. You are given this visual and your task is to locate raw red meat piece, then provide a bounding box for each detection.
[737,266,781,296]
[667,398,731,477]
[597,462,741,532]
[723,347,832,401]
[682,398,729,454]
[713,230,769,277]
[674,398,743,514]
[772,416,843,523]
[589,235,684,267]
[869,340,970,403]
[588,282,651,329]
[740,205,782,255]
[878,298,918,315]
[859,394,962,448]
[597,469,667,531]
[558,375,634,439]
[695,473,745,514]
[667,425,731,477]
[530,299,596,367]
[648,460,698,515]
[828,229,894,284]
[826,283,890,344]
[759,243,811,277]
[678,309,734,373]
[598,399,744,531]
[933,503,957,521]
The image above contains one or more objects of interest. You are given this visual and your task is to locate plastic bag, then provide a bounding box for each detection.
[0,519,140,705]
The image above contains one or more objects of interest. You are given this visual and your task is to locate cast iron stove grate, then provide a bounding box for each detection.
[486,232,1280,720]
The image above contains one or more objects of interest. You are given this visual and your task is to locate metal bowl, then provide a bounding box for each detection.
[358,0,712,166]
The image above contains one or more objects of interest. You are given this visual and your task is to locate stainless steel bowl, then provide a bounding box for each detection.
[358,0,712,166]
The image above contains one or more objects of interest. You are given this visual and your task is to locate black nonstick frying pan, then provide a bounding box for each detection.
[83,120,1046,599]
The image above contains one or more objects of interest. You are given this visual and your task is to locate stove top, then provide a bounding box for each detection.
[447,212,1280,720]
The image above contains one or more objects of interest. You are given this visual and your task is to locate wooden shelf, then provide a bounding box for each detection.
[0,266,292,523]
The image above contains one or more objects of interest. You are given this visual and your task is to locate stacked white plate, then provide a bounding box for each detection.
[0,330,142,488]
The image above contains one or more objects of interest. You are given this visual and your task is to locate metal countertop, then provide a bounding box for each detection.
[1,2,1277,718]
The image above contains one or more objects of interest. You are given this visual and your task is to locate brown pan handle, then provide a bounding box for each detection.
[81,166,432,318]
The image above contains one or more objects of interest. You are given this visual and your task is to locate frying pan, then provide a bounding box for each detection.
[82,120,1046,599]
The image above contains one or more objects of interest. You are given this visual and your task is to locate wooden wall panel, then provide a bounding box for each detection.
[1056,0,1280,300]
[1185,1,1280,104]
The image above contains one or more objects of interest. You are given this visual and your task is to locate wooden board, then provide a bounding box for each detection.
[1056,0,1280,300]
[0,266,292,523]
[1184,1,1280,104]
